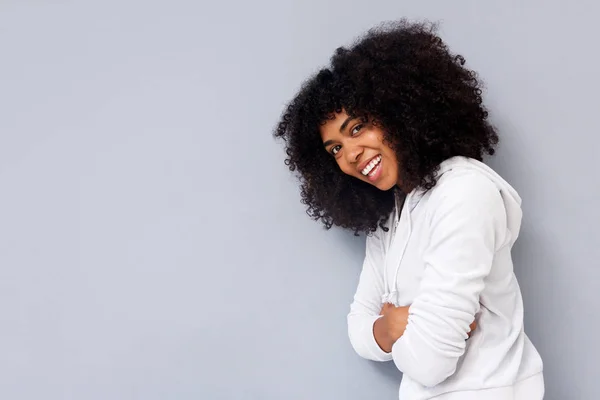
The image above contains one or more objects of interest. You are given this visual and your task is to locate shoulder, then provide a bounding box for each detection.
[366,215,391,247]
[365,203,397,252]
[424,167,506,224]
[429,167,501,206]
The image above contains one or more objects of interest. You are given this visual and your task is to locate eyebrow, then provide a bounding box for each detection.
[322,116,356,148]
[339,116,355,133]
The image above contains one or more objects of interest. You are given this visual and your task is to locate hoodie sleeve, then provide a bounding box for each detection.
[390,172,507,387]
[347,228,393,362]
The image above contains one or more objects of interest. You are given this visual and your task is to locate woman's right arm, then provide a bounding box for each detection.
[347,210,479,363]
[347,230,394,362]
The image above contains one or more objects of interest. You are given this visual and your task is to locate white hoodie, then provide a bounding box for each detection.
[347,156,544,399]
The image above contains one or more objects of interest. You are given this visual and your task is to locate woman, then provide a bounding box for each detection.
[273,20,544,399]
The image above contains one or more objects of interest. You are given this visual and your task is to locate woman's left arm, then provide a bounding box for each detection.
[390,172,508,387]
[347,227,394,362]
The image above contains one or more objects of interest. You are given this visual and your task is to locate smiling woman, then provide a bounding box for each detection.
[273,19,544,400]
[321,112,400,190]
[274,20,500,235]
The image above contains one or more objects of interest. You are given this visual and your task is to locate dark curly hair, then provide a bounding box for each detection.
[274,20,498,235]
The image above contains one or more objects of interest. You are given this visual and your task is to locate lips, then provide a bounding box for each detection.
[366,159,383,182]
[360,155,382,176]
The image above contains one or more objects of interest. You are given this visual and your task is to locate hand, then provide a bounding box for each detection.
[468,319,477,338]
[373,303,410,353]
[380,303,410,342]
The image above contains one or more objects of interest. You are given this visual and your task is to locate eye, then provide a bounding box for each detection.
[350,124,363,136]
[331,145,342,155]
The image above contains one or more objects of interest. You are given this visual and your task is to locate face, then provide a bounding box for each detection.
[320,111,401,191]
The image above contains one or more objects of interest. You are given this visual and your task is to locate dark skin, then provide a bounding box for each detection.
[375,304,477,353]
[320,111,477,353]
[274,20,499,236]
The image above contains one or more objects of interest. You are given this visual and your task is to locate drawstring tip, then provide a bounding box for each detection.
[381,291,398,305]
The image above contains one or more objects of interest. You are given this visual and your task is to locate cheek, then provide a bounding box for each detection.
[385,150,400,178]
[365,130,385,146]
[337,160,356,176]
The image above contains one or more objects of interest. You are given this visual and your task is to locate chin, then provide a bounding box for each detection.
[374,179,396,191]
[377,184,396,191]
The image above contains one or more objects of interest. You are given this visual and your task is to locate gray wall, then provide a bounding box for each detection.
[0,1,597,399]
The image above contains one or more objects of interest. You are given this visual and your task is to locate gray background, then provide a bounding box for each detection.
[1,1,598,399]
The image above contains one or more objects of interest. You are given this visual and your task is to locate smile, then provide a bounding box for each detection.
[361,155,382,176]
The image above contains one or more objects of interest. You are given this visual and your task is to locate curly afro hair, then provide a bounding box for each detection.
[274,20,498,235]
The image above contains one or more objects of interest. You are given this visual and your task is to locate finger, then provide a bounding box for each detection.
[380,303,392,315]
[467,321,477,338]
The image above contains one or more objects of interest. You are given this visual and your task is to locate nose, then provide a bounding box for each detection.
[345,143,363,164]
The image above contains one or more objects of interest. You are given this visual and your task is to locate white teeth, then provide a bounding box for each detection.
[361,155,382,175]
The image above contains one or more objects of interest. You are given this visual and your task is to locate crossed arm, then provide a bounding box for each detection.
[374,303,476,354]
[347,173,505,387]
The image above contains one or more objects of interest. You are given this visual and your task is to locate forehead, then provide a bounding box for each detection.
[319,111,351,141]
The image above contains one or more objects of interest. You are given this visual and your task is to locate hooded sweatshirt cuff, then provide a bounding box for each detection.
[360,315,394,362]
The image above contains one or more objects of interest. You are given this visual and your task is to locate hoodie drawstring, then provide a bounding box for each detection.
[382,191,414,306]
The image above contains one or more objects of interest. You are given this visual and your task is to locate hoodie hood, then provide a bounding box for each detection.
[435,156,523,244]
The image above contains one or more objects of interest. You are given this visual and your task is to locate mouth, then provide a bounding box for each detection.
[360,155,383,182]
